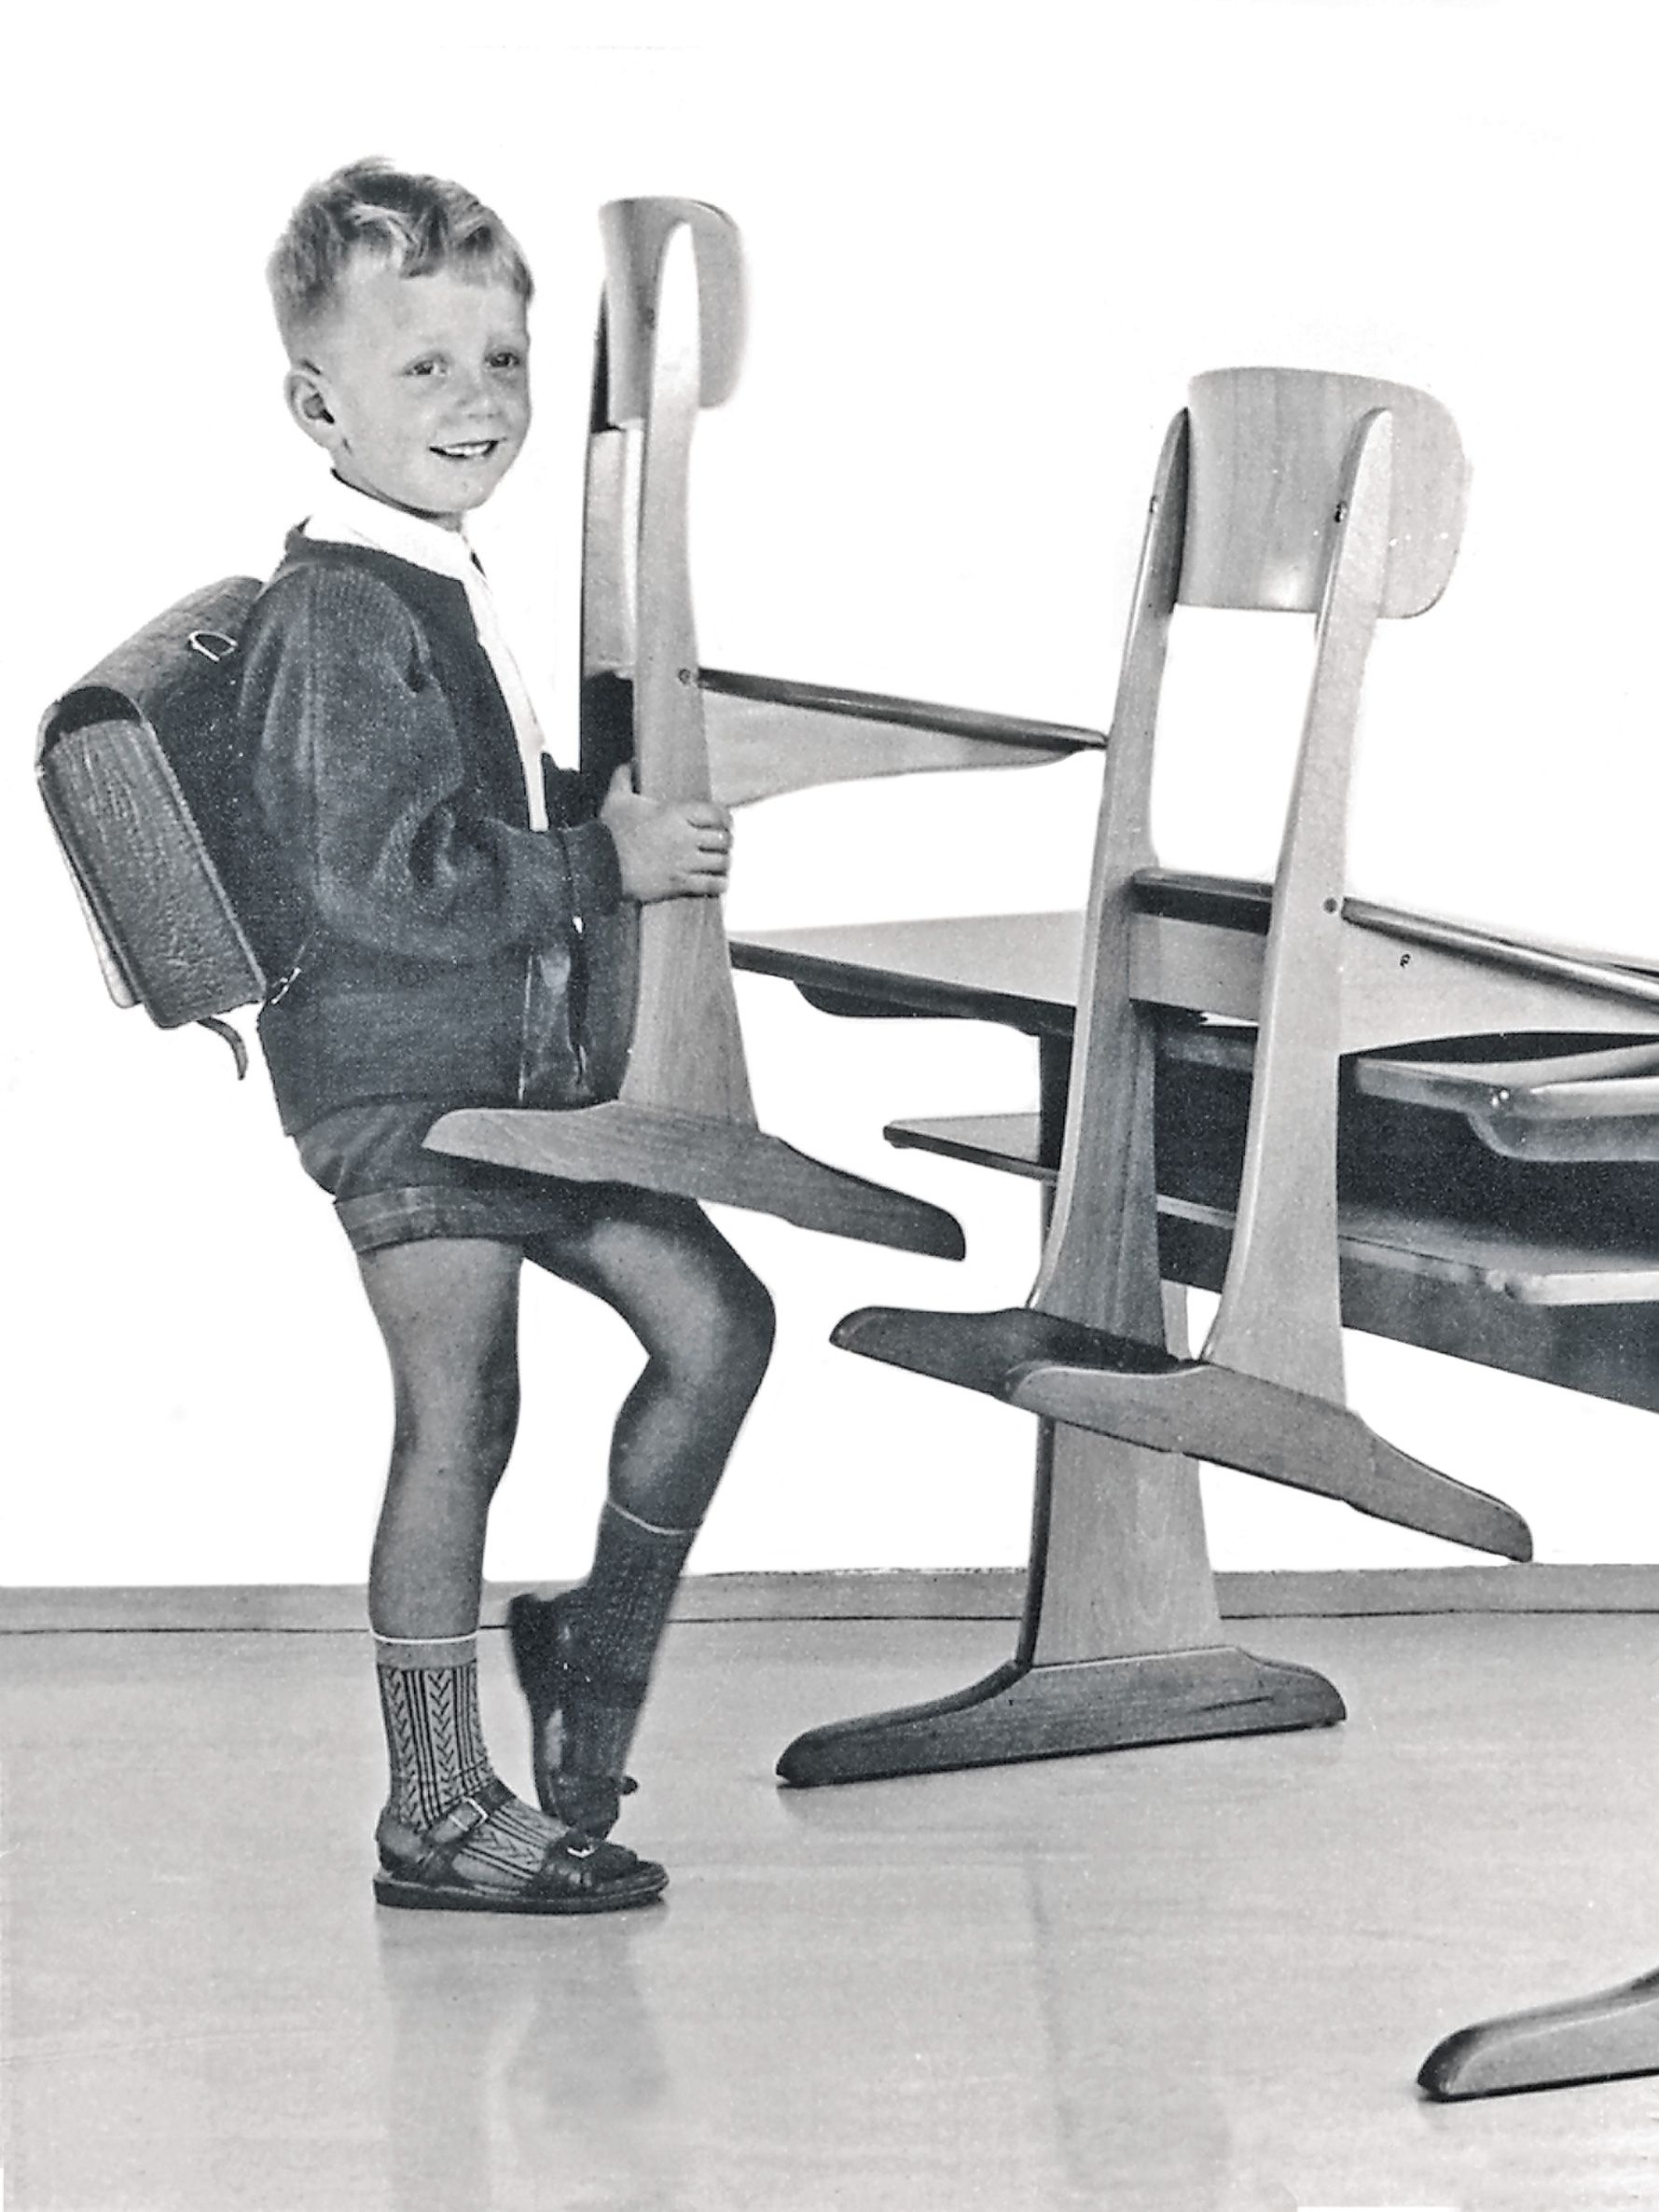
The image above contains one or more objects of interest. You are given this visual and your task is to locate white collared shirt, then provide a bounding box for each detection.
[303,476,549,830]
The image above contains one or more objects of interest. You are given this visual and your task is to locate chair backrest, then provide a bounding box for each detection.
[596,198,746,424]
[1179,366,1468,618]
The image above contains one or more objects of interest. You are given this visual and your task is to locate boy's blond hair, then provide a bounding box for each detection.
[268,159,533,355]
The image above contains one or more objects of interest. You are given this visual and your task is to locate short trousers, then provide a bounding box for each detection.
[293,1101,614,1257]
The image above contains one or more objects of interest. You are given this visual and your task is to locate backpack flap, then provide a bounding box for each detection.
[38,577,277,1037]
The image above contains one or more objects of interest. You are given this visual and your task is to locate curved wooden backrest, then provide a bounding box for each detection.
[597,198,745,423]
[1180,366,1468,618]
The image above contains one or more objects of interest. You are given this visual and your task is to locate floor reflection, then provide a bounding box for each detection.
[377,1907,682,2211]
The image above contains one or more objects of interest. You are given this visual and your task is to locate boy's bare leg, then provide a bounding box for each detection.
[355,1236,663,1908]
[529,1189,775,1528]
[514,1190,775,1830]
[360,1237,523,1638]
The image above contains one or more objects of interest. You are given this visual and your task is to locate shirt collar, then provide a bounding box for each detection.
[302,474,480,585]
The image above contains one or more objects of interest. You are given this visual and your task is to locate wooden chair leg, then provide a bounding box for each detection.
[780,1334,1345,1786]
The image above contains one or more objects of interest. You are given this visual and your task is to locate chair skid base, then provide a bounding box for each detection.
[1417,1967,1659,2100]
[776,1644,1346,1786]
[427,1103,963,1258]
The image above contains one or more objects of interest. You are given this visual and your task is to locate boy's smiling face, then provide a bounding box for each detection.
[287,259,531,526]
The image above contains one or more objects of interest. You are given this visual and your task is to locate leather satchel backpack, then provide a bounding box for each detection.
[37,577,303,1072]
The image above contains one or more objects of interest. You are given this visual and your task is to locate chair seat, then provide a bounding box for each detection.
[833,1297,1530,1559]
[1009,1356,1530,1559]
[429,1104,963,1257]
[830,1304,1175,1399]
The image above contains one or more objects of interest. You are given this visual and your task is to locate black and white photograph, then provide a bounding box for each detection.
[3,3,1655,2206]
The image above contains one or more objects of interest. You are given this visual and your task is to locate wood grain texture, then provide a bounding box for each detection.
[1182,366,1467,616]
[1419,1969,1659,2099]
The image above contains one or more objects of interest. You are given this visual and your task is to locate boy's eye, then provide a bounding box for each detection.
[488,350,524,372]
[405,359,441,379]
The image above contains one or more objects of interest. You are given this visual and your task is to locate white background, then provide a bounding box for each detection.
[5,0,1654,1588]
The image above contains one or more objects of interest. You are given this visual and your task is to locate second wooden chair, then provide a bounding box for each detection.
[836,367,1659,1554]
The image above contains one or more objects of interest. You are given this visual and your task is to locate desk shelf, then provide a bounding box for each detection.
[885,1029,1659,1417]
[886,1113,1659,1306]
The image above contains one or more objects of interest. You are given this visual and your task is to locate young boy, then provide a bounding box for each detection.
[245,159,775,1915]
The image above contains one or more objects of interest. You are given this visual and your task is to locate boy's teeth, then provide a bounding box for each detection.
[435,441,492,458]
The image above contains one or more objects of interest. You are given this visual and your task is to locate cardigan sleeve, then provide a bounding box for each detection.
[243,562,620,964]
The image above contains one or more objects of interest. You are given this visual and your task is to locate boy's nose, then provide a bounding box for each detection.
[448,364,494,411]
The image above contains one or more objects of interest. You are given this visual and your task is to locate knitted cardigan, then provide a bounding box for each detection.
[240,533,622,1134]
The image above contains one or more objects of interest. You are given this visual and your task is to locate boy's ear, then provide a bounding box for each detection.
[283,366,341,451]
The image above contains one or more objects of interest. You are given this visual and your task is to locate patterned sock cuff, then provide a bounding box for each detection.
[374,1643,494,1827]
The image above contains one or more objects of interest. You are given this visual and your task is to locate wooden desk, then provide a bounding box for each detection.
[735,908,1659,1409]
[731,908,1659,1785]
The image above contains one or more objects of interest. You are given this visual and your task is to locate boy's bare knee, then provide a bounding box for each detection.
[391,1373,519,1485]
[695,1255,775,1399]
[727,1263,776,1377]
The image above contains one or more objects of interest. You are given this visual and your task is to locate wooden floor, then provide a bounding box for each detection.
[0,1613,1652,2212]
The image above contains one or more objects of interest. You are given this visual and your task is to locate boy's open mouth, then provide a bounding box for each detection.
[431,440,500,462]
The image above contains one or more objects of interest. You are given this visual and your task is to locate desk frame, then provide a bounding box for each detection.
[735,916,1658,1787]
[737,935,1345,1785]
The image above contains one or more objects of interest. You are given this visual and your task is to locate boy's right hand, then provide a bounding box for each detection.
[601,766,733,904]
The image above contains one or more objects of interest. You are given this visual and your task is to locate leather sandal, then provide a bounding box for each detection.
[507,1591,643,1838]
[373,1775,666,1915]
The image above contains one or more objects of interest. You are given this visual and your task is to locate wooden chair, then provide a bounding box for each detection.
[835,368,1659,1552]
[430,199,1102,1257]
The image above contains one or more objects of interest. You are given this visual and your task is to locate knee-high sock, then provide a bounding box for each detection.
[375,1633,494,1827]
[375,1633,583,1889]
[563,1502,698,1780]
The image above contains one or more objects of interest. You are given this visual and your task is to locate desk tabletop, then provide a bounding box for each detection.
[734,883,1659,1016]
[732,912,1085,1034]
[731,908,1659,1163]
